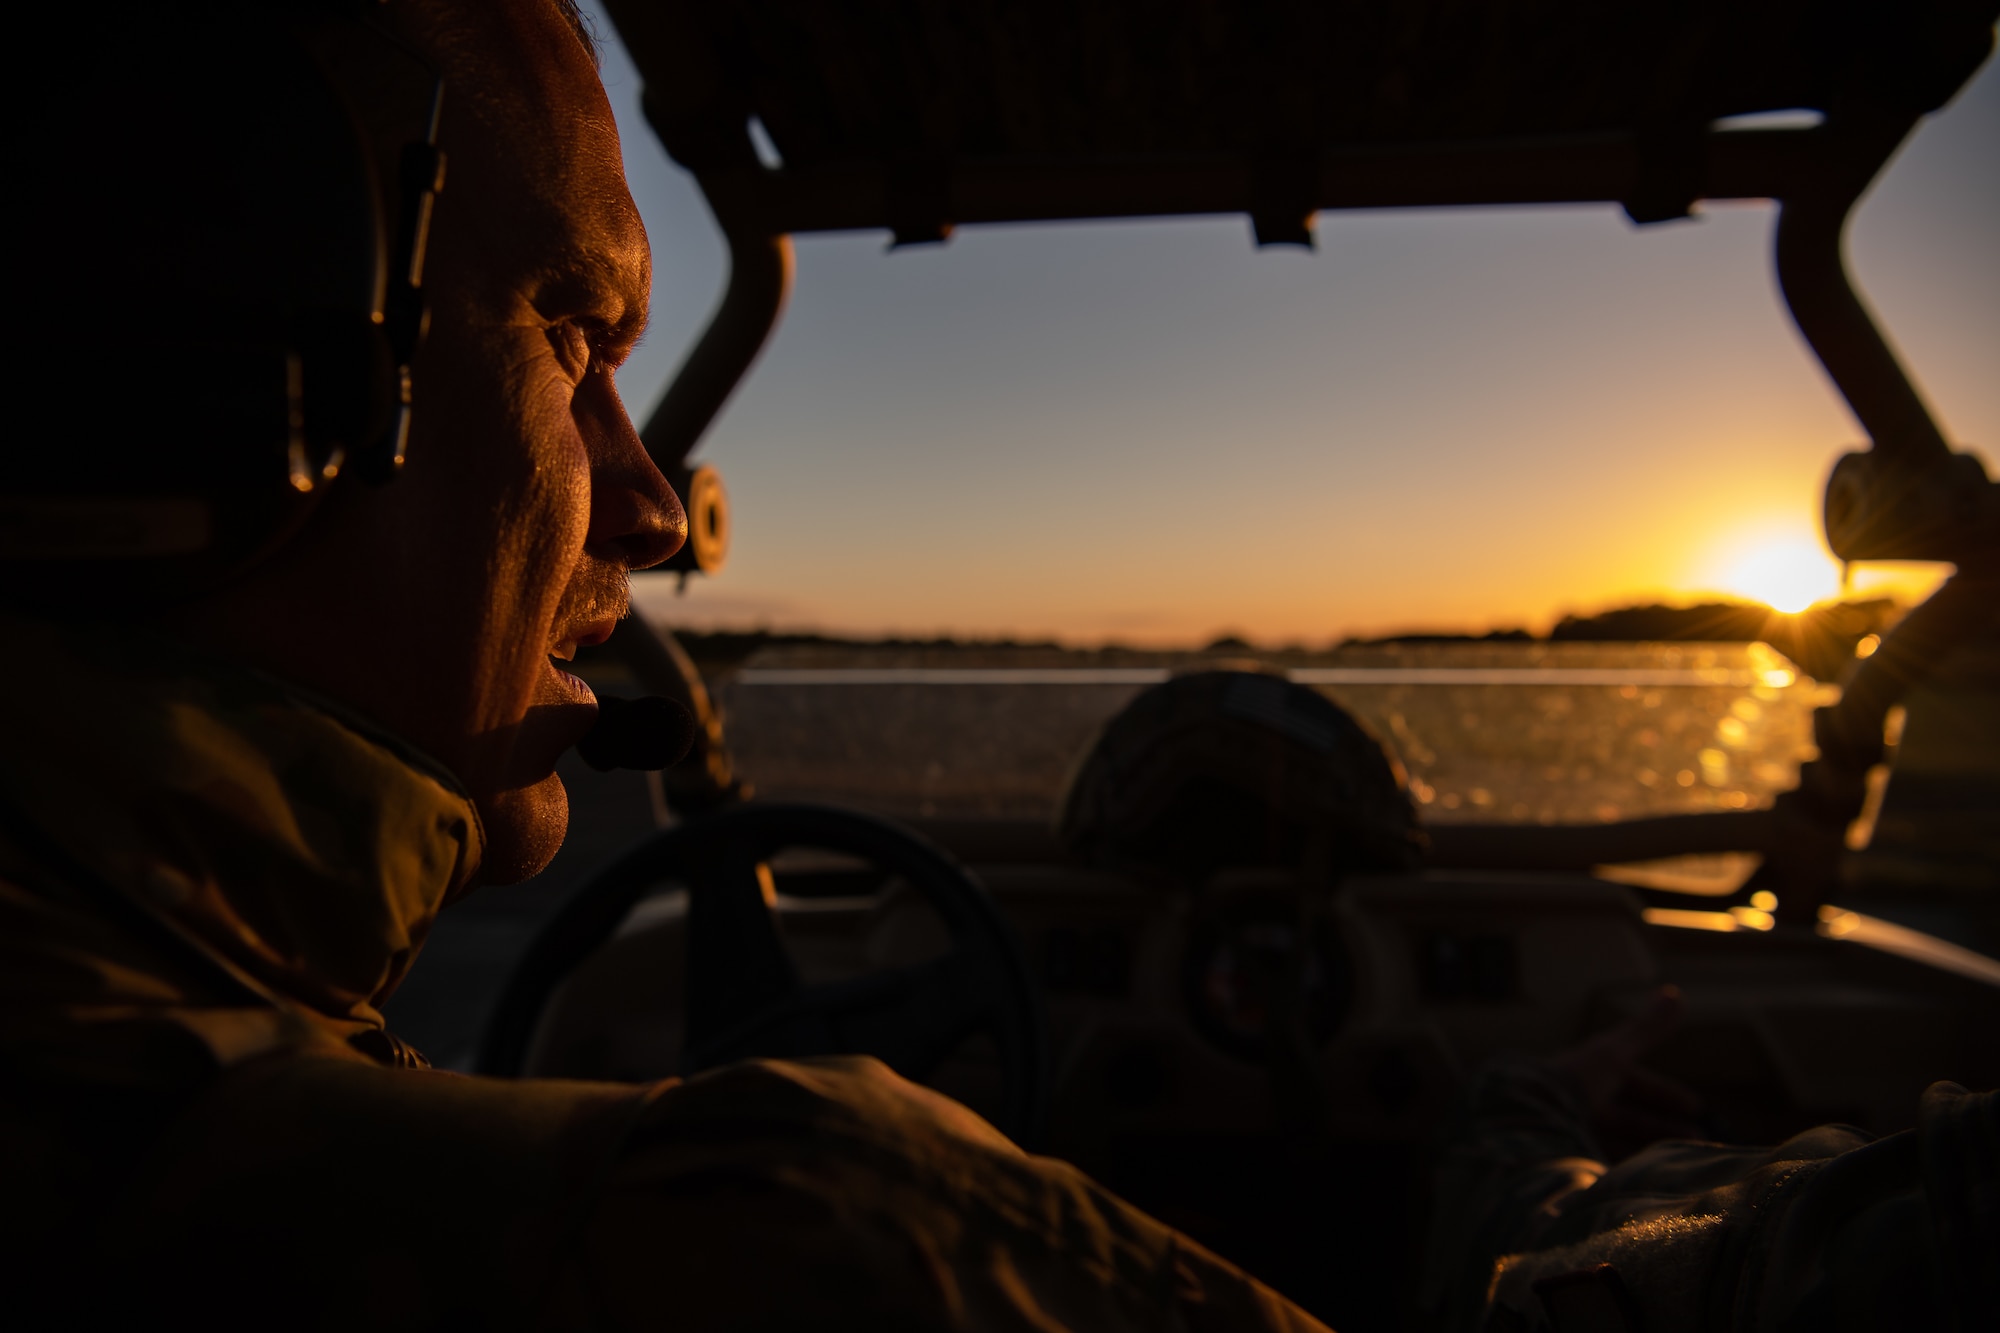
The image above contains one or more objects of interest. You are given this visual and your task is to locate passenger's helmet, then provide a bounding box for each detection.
[1058,670,1422,880]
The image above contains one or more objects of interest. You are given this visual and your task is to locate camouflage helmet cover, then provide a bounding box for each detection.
[1057,670,1423,881]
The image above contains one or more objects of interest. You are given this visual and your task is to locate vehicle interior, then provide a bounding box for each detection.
[383,4,1999,1328]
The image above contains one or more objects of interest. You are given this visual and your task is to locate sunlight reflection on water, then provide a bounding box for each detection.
[713,641,1833,824]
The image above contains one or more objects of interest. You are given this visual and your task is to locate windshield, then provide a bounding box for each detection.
[706,640,1821,827]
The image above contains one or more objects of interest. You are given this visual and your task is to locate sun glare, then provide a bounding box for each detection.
[1715,532,1843,613]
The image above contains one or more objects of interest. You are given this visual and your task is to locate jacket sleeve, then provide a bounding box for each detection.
[1420,1059,1981,1333]
[1418,1058,1610,1331]
[547,1055,1332,1333]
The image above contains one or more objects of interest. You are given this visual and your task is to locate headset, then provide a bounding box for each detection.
[2,2,697,768]
[1,1,444,599]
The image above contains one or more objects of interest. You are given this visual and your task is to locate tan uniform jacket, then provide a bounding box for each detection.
[1420,1059,1997,1333]
[0,620,1326,1331]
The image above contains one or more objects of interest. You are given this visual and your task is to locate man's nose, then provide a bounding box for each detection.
[599,472,687,571]
[584,379,687,571]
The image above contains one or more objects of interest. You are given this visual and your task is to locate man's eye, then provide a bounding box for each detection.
[548,323,591,382]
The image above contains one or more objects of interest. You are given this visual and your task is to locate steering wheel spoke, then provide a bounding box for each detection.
[480,803,1046,1144]
[684,850,797,1054]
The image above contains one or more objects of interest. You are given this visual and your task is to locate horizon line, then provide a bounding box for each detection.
[733,665,1779,688]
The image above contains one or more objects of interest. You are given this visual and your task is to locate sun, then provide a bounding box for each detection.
[1715,532,1843,613]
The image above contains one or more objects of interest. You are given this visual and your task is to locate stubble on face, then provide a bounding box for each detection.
[167,0,676,888]
[392,0,669,884]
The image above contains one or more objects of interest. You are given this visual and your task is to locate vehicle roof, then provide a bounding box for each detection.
[605,0,1997,236]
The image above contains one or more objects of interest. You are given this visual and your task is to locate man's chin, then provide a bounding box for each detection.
[471,771,570,888]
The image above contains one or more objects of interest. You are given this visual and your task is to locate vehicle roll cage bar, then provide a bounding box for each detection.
[607,12,1996,919]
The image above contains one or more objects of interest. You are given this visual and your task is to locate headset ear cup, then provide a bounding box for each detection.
[2,5,419,607]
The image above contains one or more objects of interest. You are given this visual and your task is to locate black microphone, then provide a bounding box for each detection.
[575,694,698,772]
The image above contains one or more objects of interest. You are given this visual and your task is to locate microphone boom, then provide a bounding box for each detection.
[575,695,697,772]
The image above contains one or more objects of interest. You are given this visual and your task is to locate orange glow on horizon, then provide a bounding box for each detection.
[640,506,1959,645]
[1674,515,1953,622]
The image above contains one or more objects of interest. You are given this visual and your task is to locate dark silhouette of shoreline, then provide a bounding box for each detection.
[637,598,1899,685]
[1348,600,1898,681]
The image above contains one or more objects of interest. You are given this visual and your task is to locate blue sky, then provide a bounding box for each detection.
[587,8,1999,645]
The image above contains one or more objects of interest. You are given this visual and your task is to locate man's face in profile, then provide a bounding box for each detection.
[175,0,684,886]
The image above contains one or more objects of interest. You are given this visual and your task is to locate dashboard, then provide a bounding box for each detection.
[516,814,1998,1327]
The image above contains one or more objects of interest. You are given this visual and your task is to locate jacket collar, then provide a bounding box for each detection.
[0,615,483,1044]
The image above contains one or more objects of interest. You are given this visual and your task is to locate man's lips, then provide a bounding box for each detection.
[539,613,620,751]
[548,616,620,664]
[545,658,597,706]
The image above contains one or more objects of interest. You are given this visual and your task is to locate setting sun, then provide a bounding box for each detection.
[1715,532,1843,613]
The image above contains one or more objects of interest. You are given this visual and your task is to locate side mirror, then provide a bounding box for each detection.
[1822,448,1995,563]
[661,463,730,575]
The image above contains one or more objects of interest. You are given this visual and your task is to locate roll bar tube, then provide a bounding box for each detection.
[1773,120,1951,467]
[638,229,793,474]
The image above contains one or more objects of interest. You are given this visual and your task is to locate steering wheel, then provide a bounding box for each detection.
[477,802,1047,1144]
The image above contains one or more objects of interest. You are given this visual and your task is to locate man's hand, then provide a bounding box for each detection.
[1542,986,1707,1160]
